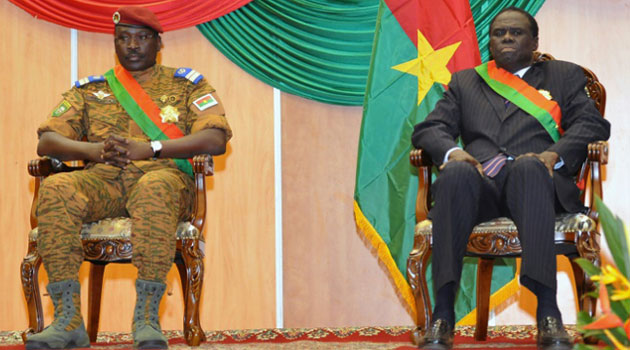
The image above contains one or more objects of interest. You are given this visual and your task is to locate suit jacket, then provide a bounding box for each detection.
[411,59,610,213]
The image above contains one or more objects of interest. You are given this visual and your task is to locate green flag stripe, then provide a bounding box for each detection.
[475,63,560,142]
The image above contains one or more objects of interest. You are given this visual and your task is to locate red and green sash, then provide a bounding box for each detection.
[475,60,563,142]
[104,65,193,177]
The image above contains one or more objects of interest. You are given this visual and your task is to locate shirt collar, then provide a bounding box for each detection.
[514,66,531,78]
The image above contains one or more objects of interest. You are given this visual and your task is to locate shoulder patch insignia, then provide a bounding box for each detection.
[193,93,218,111]
[52,100,72,117]
[174,67,203,84]
[74,75,105,88]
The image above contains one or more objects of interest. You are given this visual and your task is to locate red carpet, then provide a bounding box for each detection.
[0,325,593,349]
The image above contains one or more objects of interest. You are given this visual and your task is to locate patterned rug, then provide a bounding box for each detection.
[0,325,593,349]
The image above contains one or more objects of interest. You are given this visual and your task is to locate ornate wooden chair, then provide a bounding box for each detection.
[406,53,608,342]
[21,155,214,346]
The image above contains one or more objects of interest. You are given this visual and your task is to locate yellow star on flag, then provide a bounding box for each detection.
[392,30,461,105]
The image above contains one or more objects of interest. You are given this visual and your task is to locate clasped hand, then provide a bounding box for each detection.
[99,135,153,168]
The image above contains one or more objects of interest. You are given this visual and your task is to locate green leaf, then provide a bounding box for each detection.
[580,329,605,338]
[573,344,597,350]
[576,310,595,326]
[609,326,630,345]
[596,197,630,277]
[585,290,599,299]
[574,258,602,277]
[619,298,630,318]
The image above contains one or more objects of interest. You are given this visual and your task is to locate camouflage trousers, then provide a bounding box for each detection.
[36,162,195,283]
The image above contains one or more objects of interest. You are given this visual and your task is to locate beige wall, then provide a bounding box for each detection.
[281,94,412,327]
[2,0,628,332]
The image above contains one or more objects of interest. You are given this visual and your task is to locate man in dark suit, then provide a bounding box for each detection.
[411,7,610,350]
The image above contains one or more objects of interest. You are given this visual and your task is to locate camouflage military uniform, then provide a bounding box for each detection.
[36,64,232,283]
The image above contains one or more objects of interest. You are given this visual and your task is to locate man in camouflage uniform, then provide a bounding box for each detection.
[26,6,231,350]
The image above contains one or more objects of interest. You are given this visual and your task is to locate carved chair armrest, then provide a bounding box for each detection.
[584,141,608,221]
[410,148,433,223]
[588,140,608,165]
[190,154,214,234]
[27,158,53,177]
[192,154,214,176]
[28,157,85,177]
[409,148,433,168]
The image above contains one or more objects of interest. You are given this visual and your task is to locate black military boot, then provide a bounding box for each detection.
[25,279,90,350]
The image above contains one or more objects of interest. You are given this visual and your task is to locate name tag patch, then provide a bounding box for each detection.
[193,93,218,111]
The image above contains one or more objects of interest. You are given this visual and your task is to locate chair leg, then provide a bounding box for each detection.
[407,234,432,345]
[20,246,44,343]
[177,239,206,346]
[87,263,106,343]
[474,257,494,341]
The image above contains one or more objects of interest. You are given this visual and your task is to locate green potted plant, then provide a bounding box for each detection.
[576,197,630,349]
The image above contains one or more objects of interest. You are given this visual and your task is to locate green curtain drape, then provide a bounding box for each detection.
[198,0,546,106]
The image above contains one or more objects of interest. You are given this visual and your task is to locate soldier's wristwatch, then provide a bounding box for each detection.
[150,141,163,159]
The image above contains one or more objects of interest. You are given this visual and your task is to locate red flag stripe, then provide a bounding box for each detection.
[383,0,481,71]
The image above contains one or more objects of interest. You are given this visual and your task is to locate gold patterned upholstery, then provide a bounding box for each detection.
[415,213,595,237]
[28,218,201,242]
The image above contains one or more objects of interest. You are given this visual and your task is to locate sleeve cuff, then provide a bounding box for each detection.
[554,156,565,170]
[443,147,462,164]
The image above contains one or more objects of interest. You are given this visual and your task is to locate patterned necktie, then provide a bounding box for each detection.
[482,153,508,177]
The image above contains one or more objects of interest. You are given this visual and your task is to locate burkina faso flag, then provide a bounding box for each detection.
[354,0,519,324]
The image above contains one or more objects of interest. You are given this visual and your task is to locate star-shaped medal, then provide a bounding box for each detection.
[538,89,552,100]
[160,105,180,123]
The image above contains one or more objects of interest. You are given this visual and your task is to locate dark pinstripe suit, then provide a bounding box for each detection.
[411,59,610,292]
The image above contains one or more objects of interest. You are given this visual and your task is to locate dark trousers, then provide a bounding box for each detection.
[429,156,559,295]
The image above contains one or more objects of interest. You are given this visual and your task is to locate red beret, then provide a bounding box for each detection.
[112,6,163,33]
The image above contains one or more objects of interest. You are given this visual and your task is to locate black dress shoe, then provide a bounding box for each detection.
[418,319,454,349]
[537,316,573,350]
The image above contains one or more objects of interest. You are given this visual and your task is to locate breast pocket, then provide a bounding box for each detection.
[86,102,128,140]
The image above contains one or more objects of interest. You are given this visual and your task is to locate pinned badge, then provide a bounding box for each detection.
[93,90,111,100]
[160,95,168,103]
[538,89,552,100]
[160,105,179,123]
[112,11,121,24]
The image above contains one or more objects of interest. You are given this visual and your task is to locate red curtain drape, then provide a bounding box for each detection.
[8,0,253,33]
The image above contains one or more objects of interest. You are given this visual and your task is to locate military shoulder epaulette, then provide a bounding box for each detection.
[174,68,203,84]
[74,75,105,88]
